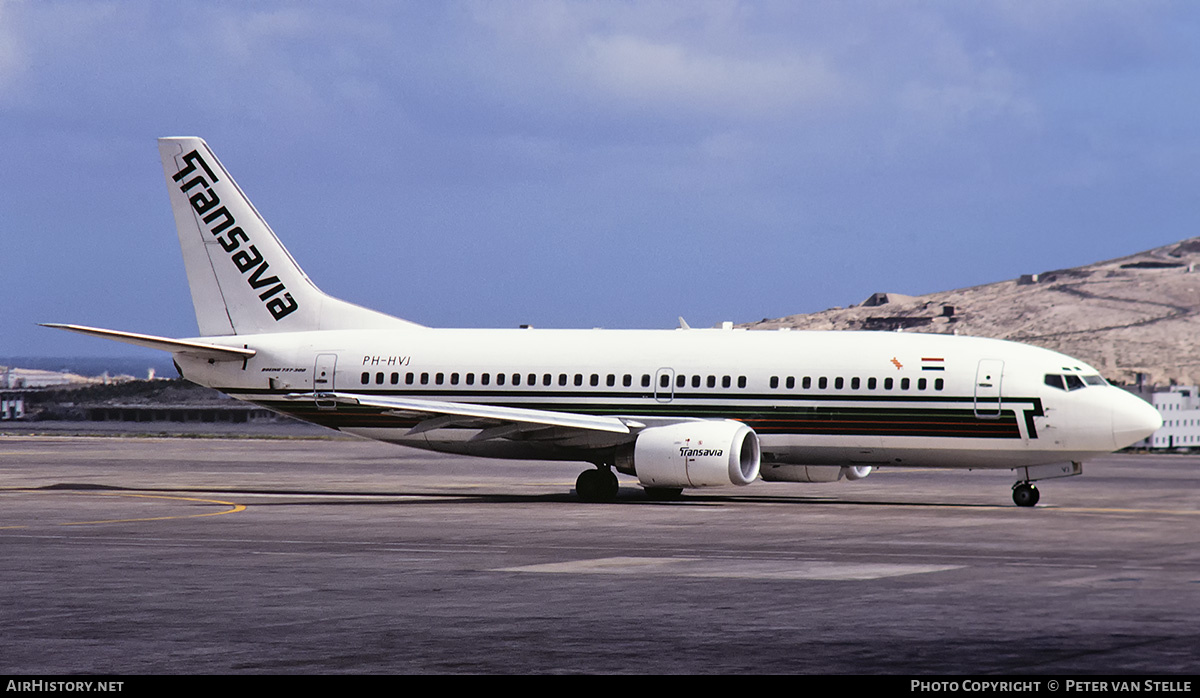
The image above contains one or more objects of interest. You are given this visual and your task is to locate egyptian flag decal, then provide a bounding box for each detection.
[921,357,945,371]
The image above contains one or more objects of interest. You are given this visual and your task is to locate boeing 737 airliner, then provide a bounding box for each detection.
[45,138,1163,506]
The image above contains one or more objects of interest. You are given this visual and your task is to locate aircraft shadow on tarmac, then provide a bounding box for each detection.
[30,482,1018,510]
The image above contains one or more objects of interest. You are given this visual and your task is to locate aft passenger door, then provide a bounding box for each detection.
[974,359,1004,419]
[314,353,337,410]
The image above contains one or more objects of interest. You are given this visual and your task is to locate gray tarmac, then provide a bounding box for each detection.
[1,434,1198,675]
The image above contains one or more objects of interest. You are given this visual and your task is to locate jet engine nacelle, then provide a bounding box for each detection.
[760,464,873,483]
[615,421,761,488]
[843,465,873,481]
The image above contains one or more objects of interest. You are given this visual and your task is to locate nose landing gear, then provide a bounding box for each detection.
[1010,461,1082,507]
[1012,481,1040,507]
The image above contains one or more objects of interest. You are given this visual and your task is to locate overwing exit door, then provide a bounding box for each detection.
[654,368,675,403]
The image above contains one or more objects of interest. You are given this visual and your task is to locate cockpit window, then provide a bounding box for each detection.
[1045,373,1106,391]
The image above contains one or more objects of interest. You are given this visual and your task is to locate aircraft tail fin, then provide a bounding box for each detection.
[158,137,422,336]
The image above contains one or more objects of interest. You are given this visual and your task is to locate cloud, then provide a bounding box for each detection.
[0,1,123,109]
[574,33,838,118]
[466,1,845,123]
[0,2,29,103]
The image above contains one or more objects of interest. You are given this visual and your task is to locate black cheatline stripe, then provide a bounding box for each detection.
[746,418,1019,439]
[218,385,1014,404]
[220,386,1043,411]
[270,402,1026,439]
[274,400,1021,420]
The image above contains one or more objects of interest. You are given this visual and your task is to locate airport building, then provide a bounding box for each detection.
[1,392,25,420]
[1134,385,1200,450]
[1,366,125,389]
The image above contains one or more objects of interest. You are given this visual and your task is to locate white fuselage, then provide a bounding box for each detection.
[176,326,1156,471]
[47,138,1167,504]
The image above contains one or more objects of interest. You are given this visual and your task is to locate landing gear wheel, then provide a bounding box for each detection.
[643,487,684,501]
[576,468,619,503]
[1012,482,1040,507]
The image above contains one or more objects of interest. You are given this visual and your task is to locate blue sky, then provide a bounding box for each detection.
[4,1,1200,358]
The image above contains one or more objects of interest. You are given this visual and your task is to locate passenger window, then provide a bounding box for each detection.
[574,374,583,386]
[737,376,746,389]
[802,377,811,389]
[818,377,828,389]
[450,373,459,385]
[676,375,686,388]
[528,373,536,385]
[868,377,877,390]
[918,378,926,390]
[624,374,633,387]
[900,378,910,390]
[786,377,795,389]
[481,373,490,386]
[722,376,731,388]
[544,374,552,386]
[391,372,399,384]
[361,372,369,385]
[884,378,893,390]
[406,372,415,385]
[642,374,651,388]
[607,374,615,387]
[707,375,716,388]
[466,373,474,385]
[851,377,860,390]
[770,376,780,389]
[421,372,430,385]
[435,373,444,385]
[834,377,844,390]
[511,373,520,386]
[559,374,567,386]
[590,374,599,386]
[661,374,670,388]
[376,372,385,384]
[935,378,944,390]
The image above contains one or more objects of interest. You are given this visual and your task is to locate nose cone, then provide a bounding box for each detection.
[1111,390,1163,449]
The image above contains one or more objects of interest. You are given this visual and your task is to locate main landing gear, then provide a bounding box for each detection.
[576,466,619,503]
[1012,481,1040,508]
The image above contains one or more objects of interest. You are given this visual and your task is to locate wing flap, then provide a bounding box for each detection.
[297,391,632,439]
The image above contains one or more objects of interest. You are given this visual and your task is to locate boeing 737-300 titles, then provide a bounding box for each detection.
[45,138,1163,506]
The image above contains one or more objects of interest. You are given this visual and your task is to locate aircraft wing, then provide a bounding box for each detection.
[293,391,638,445]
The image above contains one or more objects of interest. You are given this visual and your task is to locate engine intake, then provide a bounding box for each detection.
[616,421,761,488]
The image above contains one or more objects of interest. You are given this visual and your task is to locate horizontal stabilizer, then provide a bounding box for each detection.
[40,324,256,361]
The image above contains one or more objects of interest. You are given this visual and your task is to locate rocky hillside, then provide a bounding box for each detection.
[745,238,1200,386]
